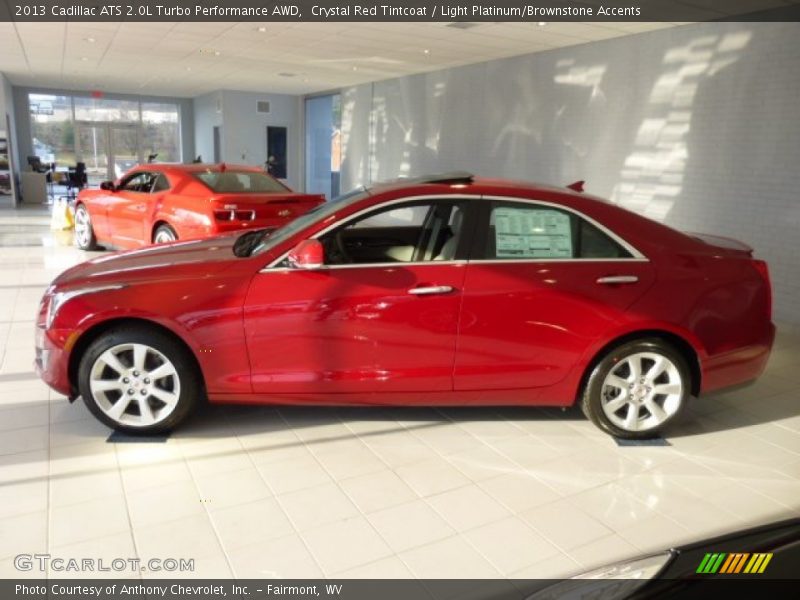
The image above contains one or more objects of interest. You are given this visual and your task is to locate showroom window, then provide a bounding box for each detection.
[28,93,74,168]
[481,202,632,260]
[27,93,182,186]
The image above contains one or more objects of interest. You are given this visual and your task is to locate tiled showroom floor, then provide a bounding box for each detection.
[1,207,799,580]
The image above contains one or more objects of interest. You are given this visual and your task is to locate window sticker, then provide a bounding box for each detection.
[493,207,573,258]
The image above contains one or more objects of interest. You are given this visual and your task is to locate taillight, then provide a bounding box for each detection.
[751,259,772,320]
[214,210,255,222]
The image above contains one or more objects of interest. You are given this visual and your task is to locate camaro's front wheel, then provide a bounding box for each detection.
[581,339,691,439]
[74,204,97,250]
[78,326,201,434]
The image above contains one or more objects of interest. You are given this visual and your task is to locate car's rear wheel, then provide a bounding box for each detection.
[78,326,201,434]
[581,339,690,439]
[74,204,97,250]
[153,224,178,244]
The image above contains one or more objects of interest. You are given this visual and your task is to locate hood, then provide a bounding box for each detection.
[53,234,245,288]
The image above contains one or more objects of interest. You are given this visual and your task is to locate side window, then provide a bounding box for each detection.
[119,172,157,193]
[483,202,633,260]
[489,205,573,259]
[579,219,631,259]
[152,173,170,192]
[319,201,466,265]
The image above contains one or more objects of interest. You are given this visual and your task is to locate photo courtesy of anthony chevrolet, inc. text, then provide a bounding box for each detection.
[0,1,799,599]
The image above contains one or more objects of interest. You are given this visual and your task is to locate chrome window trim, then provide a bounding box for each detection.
[261,193,647,272]
[480,195,647,261]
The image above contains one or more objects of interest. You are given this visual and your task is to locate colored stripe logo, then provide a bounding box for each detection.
[696,552,773,574]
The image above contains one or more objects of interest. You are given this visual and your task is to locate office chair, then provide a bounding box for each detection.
[64,162,87,201]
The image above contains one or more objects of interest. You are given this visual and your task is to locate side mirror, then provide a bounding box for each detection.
[100,181,116,192]
[287,239,324,270]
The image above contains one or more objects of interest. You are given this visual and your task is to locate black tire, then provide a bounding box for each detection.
[153,224,178,244]
[74,204,98,250]
[580,338,691,439]
[78,325,202,434]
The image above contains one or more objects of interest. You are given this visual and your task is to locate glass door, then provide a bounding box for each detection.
[109,125,141,180]
[75,123,110,187]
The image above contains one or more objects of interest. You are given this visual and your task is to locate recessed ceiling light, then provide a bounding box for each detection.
[186,66,192,71]
[352,66,358,71]
[80,56,88,62]
[278,72,297,78]
[257,26,266,32]
[538,21,547,27]
[447,22,479,30]
[85,37,95,43]
[423,49,430,55]
[199,48,220,56]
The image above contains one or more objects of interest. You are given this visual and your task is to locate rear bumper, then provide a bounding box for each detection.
[700,322,776,394]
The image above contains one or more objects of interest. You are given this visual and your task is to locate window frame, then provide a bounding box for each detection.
[265,196,479,270]
[470,196,646,262]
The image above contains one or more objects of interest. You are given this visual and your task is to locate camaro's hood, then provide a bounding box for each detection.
[53,235,248,288]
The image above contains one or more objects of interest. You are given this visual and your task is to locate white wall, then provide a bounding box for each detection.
[0,72,18,206]
[339,22,800,326]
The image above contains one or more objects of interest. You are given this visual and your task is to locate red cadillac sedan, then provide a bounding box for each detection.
[36,173,774,438]
[73,163,324,250]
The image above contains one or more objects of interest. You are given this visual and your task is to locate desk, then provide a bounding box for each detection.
[21,171,48,204]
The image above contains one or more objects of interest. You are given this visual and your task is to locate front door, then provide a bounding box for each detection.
[107,171,161,246]
[244,199,473,396]
[454,199,656,391]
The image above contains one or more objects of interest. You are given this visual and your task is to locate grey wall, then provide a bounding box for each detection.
[11,86,195,171]
[193,91,223,164]
[194,90,302,190]
[339,22,800,326]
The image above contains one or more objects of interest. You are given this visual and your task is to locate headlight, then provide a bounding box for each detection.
[44,284,126,329]
[526,551,674,600]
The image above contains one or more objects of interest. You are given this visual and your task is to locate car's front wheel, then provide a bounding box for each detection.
[581,339,691,439]
[74,204,97,250]
[78,325,201,434]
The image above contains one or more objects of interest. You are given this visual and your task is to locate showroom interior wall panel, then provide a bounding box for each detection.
[0,72,17,207]
[339,22,800,325]
[193,91,224,164]
[220,90,302,191]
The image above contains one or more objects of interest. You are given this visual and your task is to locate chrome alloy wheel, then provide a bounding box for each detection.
[89,343,181,427]
[600,351,683,433]
[154,228,176,244]
[74,206,91,247]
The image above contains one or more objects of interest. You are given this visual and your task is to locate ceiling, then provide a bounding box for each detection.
[0,21,689,97]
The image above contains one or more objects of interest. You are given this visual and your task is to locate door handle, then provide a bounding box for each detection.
[408,285,454,296]
[596,275,639,285]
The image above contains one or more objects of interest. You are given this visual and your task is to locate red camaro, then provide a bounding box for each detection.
[37,173,774,438]
[73,163,324,250]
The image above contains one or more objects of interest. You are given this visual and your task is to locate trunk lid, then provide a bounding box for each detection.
[211,192,324,221]
[688,232,753,256]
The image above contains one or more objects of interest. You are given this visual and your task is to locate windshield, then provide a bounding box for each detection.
[195,170,289,193]
[249,187,370,256]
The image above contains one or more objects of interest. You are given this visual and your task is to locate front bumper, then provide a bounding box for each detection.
[34,325,73,397]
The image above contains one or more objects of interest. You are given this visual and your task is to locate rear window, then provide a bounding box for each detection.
[195,170,289,193]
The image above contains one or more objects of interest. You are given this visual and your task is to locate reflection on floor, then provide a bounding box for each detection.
[1,208,798,579]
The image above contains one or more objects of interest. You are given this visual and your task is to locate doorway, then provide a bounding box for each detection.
[75,122,141,186]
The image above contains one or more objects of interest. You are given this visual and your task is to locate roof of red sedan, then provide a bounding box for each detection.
[136,163,264,174]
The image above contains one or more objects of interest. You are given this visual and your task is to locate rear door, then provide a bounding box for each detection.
[454,198,656,392]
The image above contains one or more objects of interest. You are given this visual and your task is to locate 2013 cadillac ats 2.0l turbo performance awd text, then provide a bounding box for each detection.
[35,173,775,439]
